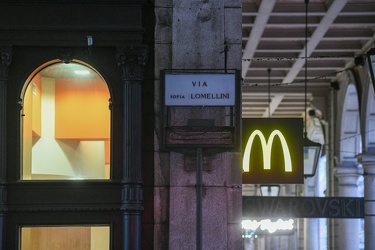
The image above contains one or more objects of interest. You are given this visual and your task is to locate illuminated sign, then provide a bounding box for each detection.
[242,219,294,236]
[243,130,292,172]
[242,118,303,184]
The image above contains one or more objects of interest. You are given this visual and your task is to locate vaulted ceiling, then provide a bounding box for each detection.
[241,0,375,119]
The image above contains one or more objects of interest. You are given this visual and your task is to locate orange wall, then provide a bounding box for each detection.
[105,140,110,164]
[54,78,110,140]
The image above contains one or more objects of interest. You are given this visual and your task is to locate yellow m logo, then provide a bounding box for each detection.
[243,130,292,173]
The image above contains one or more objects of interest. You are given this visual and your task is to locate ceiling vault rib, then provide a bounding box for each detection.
[263,94,284,117]
[241,0,277,79]
[282,0,349,84]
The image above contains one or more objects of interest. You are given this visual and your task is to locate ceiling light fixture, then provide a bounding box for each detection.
[74,70,90,75]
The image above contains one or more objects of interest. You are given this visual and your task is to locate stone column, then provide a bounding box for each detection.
[358,154,375,250]
[334,167,362,250]
[166,0,243,249]
[0,47,11,250]
[304,176,319,250]
[116,46,148,250]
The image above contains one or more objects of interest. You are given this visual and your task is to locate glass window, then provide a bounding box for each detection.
[20,225,110,250]
[21,62,111,180]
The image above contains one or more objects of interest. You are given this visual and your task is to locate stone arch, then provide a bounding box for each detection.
[339,82,361,167]
[362,73,375,154]
[334,72,363,250]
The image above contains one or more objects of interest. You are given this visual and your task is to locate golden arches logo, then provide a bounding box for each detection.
[243,130,292,173]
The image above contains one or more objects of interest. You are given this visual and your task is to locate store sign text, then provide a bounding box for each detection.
[243,196,364,218]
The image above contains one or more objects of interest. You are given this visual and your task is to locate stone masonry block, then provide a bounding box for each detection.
[173,0,224,8]
[155,43,172,74]
[224,0,242,7]
[155,7,173,43]
[154,223,169,250]
[202,152,242,187]
[155,0,173,7]
[170,151,196,186]
[169,186,196,250]
[227,222,243,250]
[225,43,242,69]
[154,186,170,223]
[172,2,225,68]
[227,186,242,223]
[154,151,170,186]
[224,7,242,44]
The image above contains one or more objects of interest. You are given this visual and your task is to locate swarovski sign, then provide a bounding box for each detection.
[242,118,304,184]
[243,196,364,218]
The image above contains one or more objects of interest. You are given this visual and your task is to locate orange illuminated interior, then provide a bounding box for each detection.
[22,64,111,180]
[31,74,42,138]
[54,78,110,140]
[21,226,110,250]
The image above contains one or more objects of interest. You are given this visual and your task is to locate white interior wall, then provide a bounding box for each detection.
[31,77,74,177]
[31,77,105,179]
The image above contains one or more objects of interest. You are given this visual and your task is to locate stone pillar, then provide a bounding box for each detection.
[0,47,11,250]
[304,177,319,250]
[116,45,148,250]
[169,152,242,249]
[335,166,362,250]
[243,237,254,250]
[270,236,279,250]
[279,235,289,250]
[166,0,243,249]
[304,218,319,250]
[358,154,375,250]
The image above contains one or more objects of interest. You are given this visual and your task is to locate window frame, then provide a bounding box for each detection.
[20,60,112,181]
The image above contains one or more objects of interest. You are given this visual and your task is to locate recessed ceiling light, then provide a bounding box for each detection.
[74,70,90,75]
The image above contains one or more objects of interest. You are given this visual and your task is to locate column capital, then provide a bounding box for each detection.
[358,154,375,165]
[116,45,148,82]
[0,47,12,82]
[334,167,363,186]
[358,154,375,176]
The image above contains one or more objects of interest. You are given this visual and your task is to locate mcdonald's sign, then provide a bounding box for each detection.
[242,118,304,184]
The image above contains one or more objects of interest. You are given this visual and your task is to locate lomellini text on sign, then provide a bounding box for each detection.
[164,73,236,106]
[242,118,304,184]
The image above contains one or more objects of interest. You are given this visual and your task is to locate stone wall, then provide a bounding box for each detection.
[154,0,243,249]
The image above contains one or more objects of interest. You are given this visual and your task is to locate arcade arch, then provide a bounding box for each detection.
[364,85,375,154]
[339,83,361,167]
